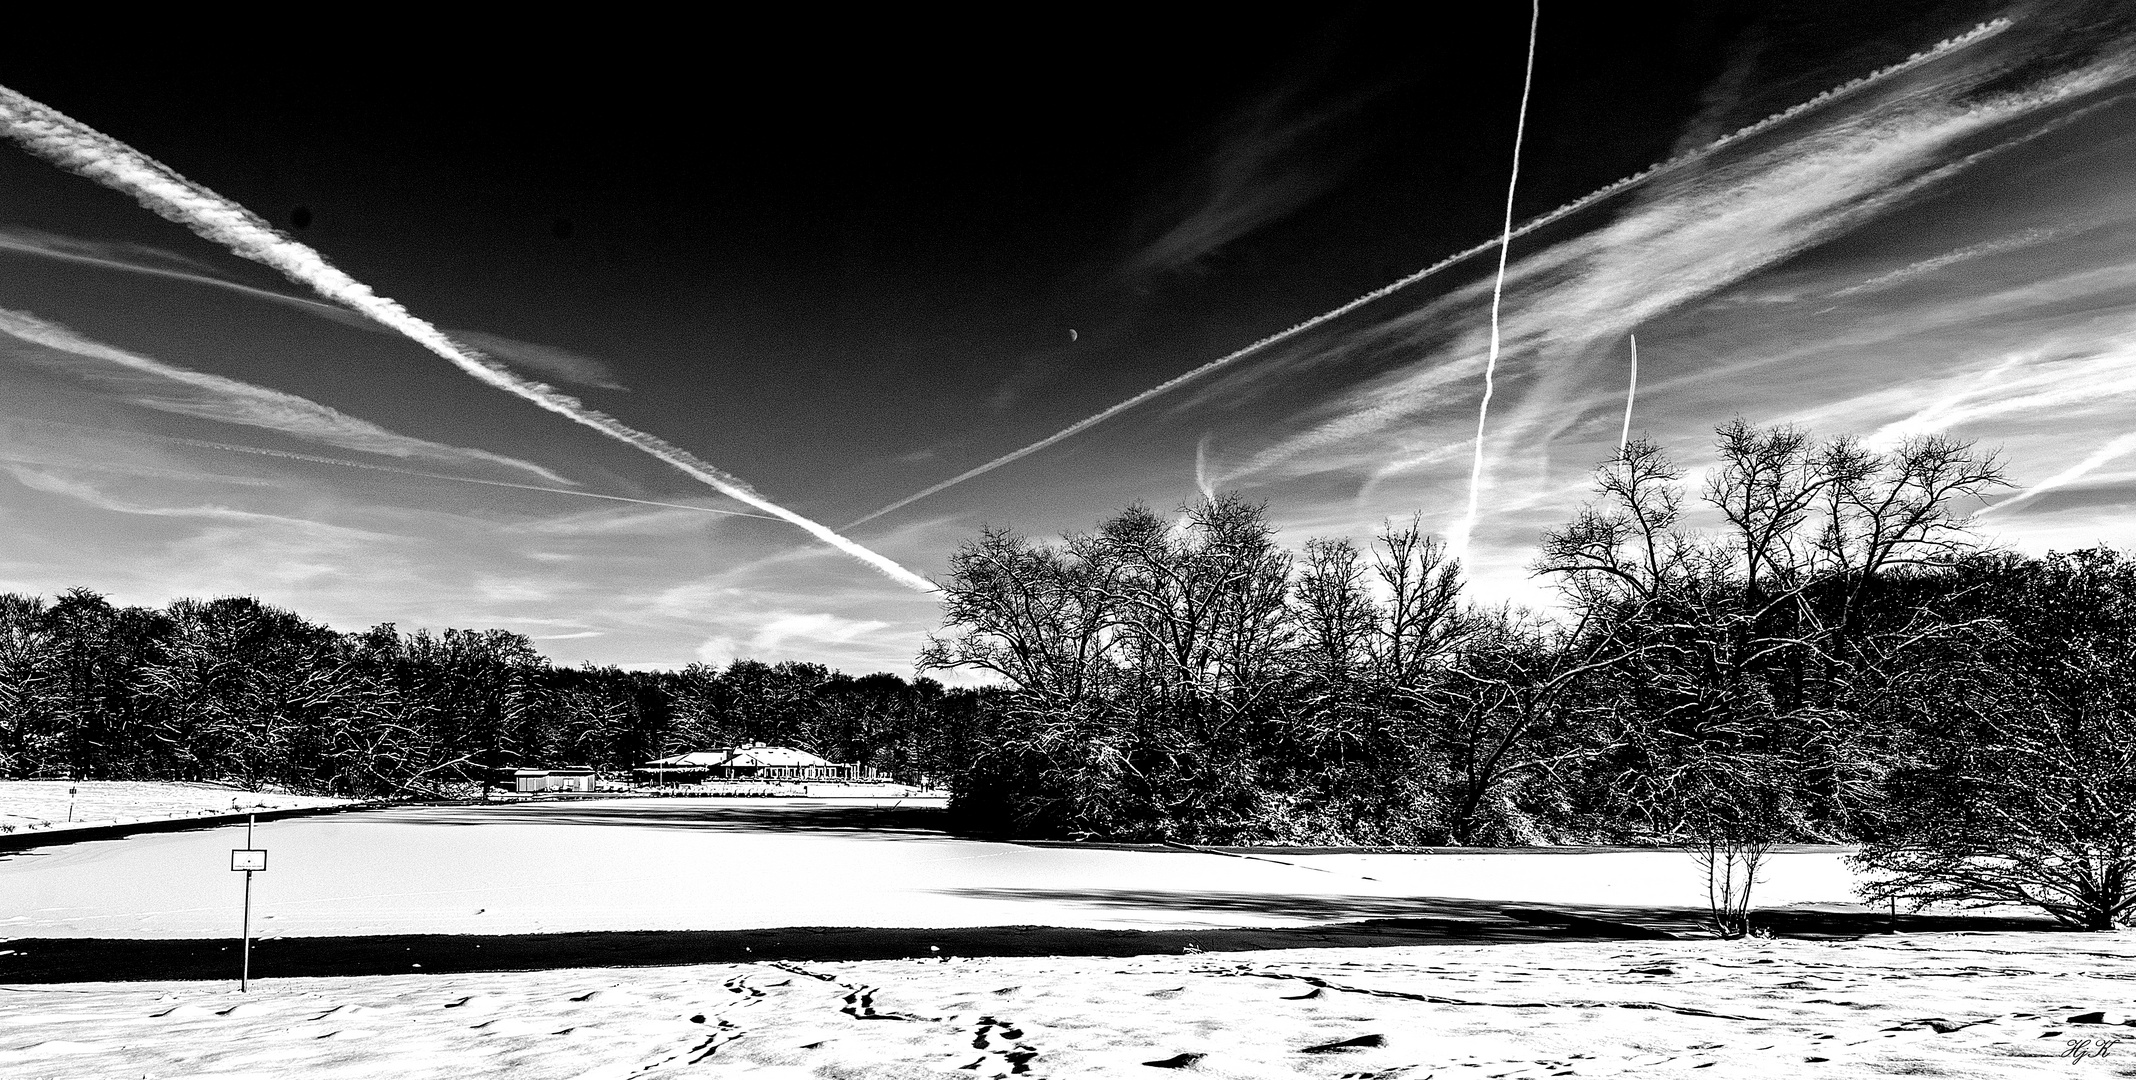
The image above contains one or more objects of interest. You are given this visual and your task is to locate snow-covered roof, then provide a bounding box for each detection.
[725,745,834,768]
[637,746,838,768]
[638,751,734,768]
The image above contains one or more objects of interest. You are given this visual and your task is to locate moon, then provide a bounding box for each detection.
[1068,328,1078,342]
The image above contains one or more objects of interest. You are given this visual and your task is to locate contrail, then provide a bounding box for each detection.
[1619,333,1639,454]
[0,85,935,593]
[172,436,779,520]
[1450,0,1541,561]
[1976,431,2136,520]
[1194,433,1216,502]
[16,417,774,518]
[846,18,2012,528]
[0,229,355,322]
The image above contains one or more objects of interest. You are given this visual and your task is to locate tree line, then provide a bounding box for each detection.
[0,595,986,797]
[4,416,2126,928]
[925,420,2136,929]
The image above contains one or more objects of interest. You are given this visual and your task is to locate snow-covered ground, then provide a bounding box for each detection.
[0,797,1864,939]
[0,780,352,838]
[2,795,2113,1076]
[6,932,2130,1078]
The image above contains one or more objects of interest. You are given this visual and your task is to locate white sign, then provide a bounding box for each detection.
[231,849,267,872]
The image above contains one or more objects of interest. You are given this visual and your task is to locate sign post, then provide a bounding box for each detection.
[230,813,267,992]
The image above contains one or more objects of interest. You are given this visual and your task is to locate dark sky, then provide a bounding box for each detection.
[0,2,2129,673]
[0,5,1857,467]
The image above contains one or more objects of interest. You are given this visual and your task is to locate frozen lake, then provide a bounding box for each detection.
[0,797,1863,939]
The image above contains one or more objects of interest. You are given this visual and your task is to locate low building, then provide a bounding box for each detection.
[508,766,598,793]
[722,745,852,780]
[633,745,854,784]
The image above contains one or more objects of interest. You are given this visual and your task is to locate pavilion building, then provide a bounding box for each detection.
[633,745,855,784]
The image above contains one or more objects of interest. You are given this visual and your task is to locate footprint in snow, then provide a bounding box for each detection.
[1142,1052,1204,1068]
[962,1016,1039,1076]
[1301,1034,1387,1054]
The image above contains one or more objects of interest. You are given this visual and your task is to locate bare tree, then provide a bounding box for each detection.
[921,525,1122,711]
[1291,536,1374,689]
[1371,518,1467,688]
[1432,608,1623,845]
[1854,549,2136,930]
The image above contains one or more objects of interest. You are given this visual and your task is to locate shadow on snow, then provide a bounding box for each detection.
[0,906,2064,983]
[375,800,953,837]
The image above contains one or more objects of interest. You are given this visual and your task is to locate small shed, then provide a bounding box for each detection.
[510,767,598,793]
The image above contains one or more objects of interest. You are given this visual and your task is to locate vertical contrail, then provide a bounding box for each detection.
[1450,0,1541,560]
[844,18,2009,528]
[1619,333,1638,455]
[0,84,936,593]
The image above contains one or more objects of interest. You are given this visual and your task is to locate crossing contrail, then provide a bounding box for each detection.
[1976,431,2136,521]
[1620,333,1639,455]
[0,84,935,593]
[173,436,779,520]
[10,416,777,520]
[1449,0,1540,562]
[846,18,2012,528]
[0,228,354,323]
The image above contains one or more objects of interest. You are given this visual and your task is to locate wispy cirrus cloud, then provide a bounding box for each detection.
[0,418,957,672]
[2,461,399,537]
[695,612,893,667]
[0,227,631,390]
[1123,74,1377,279]
[853,20,2024,530]
[1226,29,2136,514]
[1829,227,2064,298]
[437,330,627,391]
[0,225,227,276]
[0,307,574,483]
[1980,431,2136,520]
[0,225,369,323]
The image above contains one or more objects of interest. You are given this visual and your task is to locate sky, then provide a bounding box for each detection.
[1,3,2133,677]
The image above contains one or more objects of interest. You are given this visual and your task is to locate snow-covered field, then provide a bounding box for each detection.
[0,781,352,838]
[5,795,2109,1077]
[7,932,2131,1078]
[0,797,1864,938]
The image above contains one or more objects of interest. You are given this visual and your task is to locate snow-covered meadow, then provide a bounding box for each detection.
[2,795,2119,1078]
[0,780,352,839]
[0,797,1862,939]
[8,932,2133,1078]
